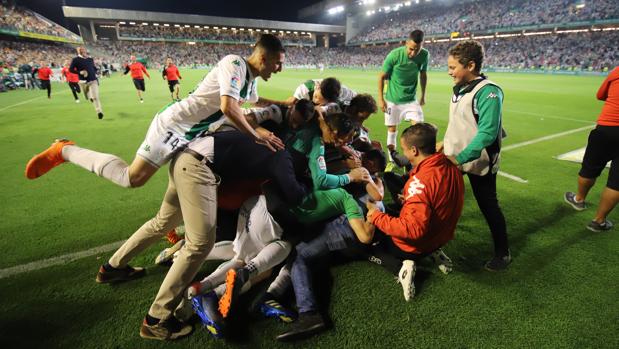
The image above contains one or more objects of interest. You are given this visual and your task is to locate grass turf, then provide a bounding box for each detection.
[0,68,617,348]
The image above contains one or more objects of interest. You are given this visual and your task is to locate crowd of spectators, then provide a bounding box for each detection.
[118,25,314,46]
[0,3,80,41]
[336,31,618,71]
[352,0,619,43]
[1,30,616,80]
[100,29,619,71]
[1,40,76,69]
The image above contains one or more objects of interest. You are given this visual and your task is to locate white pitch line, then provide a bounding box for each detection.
[497,171,528,184]
[0,240,126,280]
[0,88,71,114]
[0,95,47,114]
[503,108,594,125]
[503,125,594,151]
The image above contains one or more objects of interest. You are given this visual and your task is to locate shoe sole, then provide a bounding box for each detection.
[276,323,326,342]
[399,261,416,301]
[139,325,192,341]
[563,194,586,211]
[218,269,237,318]
[191,296,224,339]
[586,225,612,233]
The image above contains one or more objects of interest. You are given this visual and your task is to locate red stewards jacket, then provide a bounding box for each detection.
[370,152,465,254]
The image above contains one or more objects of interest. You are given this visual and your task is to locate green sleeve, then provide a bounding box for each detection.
[382,50,395,75]
[456,85,503,165]
[341,191,364,220]
[308,134,351,190]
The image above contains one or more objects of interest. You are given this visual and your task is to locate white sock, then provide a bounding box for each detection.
[198,259,244,292]
[61,145,131,187]
[266,262,292,297]
[245,240,291,277]
[387,130,397,161]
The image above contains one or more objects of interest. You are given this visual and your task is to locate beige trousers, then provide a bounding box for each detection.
[80,80,103,113]
[108,152,218,319]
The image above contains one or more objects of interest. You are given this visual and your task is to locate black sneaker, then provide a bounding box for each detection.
[586,219,613,232]
[564,192,586,211]
[95,264,145,284]
[97,112,104,119]
[139,316,193,341]
[484,253,512,272]
[276,311,326,342]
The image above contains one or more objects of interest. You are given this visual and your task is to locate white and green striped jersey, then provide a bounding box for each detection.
[161,55,258,140]
[293,79,357,105]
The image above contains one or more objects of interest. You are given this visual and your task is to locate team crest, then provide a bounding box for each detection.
[406,176,425,199]
[232,59,241,66]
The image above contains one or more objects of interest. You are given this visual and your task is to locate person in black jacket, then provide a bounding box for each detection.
[69,47,104,119]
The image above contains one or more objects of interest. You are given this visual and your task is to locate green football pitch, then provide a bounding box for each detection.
[0,69,617,348]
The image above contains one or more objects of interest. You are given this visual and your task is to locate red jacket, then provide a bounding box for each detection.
[128,62,149,79]
[370,152,465,254]
[163,64,181,81]
[597,66,619,126]
[61,67,79,83]
[38,67,52,80]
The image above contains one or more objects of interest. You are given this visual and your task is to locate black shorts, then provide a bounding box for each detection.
[168,80,179,92]
[133,78,145,91]
[40,80,50,89]
[579,125,619,190]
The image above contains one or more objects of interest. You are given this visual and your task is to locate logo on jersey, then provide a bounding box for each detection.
[142,144,151,152]
[487,92,498,99]
[232,59,241,66]
[230,76,240,89]
[406,175,425,199]
[317,156,327,170]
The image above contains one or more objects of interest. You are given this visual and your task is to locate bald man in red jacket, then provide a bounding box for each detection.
[367,123,464,301]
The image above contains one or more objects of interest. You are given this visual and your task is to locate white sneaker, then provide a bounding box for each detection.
[398,260,416,302]
[429,248,453,274]
[75,99,80,103]
[140,99,144,103]
[155,239,185,265]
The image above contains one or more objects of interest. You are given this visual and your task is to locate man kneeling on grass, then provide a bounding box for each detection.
[276,123,465,342]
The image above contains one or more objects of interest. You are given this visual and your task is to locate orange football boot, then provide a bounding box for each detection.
[25,139,75,179]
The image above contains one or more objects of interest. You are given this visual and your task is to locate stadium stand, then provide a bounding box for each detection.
[0,3,81,42]
[1,0,617,90]
[351,0,619,43]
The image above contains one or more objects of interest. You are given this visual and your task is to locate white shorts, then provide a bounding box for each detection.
[233,195,284,263]
[136,108,191,168]
[384,100,424,126]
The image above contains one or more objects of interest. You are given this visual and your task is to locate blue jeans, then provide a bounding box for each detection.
[290,215,359,313]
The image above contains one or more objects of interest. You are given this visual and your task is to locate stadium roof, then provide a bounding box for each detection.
[62,6,345,34]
